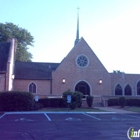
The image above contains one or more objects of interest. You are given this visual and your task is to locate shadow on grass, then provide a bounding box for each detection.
[123,106,140,113]
[38,107,105,112]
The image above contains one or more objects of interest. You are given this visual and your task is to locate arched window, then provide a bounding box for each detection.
[115,84,123,95]
[124,84,132,95]
[137,81,140,95]
[29,83,36,93]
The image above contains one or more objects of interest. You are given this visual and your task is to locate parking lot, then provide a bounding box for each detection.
[0,112,140,140]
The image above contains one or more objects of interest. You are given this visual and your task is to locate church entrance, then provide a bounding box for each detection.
[75,81,90,96]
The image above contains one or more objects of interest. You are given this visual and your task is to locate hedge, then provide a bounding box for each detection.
[126,99,140,106]
[108,99,119,106]
[108,98,140,107]
[37,90,83,109]
[118,96,126,107]
[37,98,66,108]
[0,91,35,111]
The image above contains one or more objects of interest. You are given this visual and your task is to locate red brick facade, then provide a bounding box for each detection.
[111,73,140,96]
[14,79,51,98]
[1,38,140,100]
[52,38,111,96]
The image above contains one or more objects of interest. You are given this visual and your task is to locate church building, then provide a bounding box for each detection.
[0,14,140,106]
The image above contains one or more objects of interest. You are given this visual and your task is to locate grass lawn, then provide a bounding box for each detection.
[38,107,105,112]
[123,106,140,113]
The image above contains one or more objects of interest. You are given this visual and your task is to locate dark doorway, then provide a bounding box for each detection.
[75,81,90,96]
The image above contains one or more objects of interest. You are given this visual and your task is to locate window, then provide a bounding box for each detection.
[29,83,36,93]
[76,55,89,68]
[124,84,132,95]
[115,84,123,95]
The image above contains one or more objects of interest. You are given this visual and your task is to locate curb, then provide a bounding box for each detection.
[3,111,117,114]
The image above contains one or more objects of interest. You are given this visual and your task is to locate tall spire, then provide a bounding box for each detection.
[74,7,80,46]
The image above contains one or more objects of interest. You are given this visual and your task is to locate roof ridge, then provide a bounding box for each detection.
[16,61,60,64]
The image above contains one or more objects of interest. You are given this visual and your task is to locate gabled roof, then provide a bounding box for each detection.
[15,61,59,80]
[55,37,108,73]
[0,42,11,72]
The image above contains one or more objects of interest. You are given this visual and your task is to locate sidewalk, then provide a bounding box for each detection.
[95,107,139,114]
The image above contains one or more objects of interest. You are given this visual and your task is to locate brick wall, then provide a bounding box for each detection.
[52,38,112,96]
[14,79,51,98]
[110,73,140,95]
[12,38,140,98]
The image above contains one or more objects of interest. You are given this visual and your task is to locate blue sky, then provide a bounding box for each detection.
[1,0,140,73]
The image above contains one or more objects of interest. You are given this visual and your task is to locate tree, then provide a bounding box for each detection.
[0,22,34,61]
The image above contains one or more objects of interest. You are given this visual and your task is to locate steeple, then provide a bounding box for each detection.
[74,7,80,46]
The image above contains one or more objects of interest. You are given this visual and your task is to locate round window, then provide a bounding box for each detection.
[76,55,89,68]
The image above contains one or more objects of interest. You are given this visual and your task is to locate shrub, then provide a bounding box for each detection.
[73,91,83,108]
[126,99,140,106]
[32,102,44,110]
[108,99,119,106]
[118,96,126,108]
[51,98,63,107]
[108,98,140,107]
[63,90,83,109]
[38,98,51,107]
[38,98,65,108]
[86,95,94,107]
[0,91,34,111]
[59,98,66,107]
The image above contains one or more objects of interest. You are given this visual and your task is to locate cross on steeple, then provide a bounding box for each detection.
[74,7,80,46]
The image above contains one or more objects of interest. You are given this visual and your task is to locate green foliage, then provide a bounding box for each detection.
[0,91,35,111]
[108,98,140,107]
[108,98,140,106]
[16,44,32,62]
[50,98,64,107]
[38,98,51,107]
[0,22,34,61]
[63,90,83,110]
[108,99,119,106]
[86,95,94,107]
[118,96,126,108]
[126,99,140,106]
[33,102,44,110]
[38,98,65,108]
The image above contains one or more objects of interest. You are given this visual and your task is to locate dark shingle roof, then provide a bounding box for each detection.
[0,42,11,72]
[15,61,59,79]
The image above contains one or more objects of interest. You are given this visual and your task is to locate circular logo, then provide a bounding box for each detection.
[127,127,134,140]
